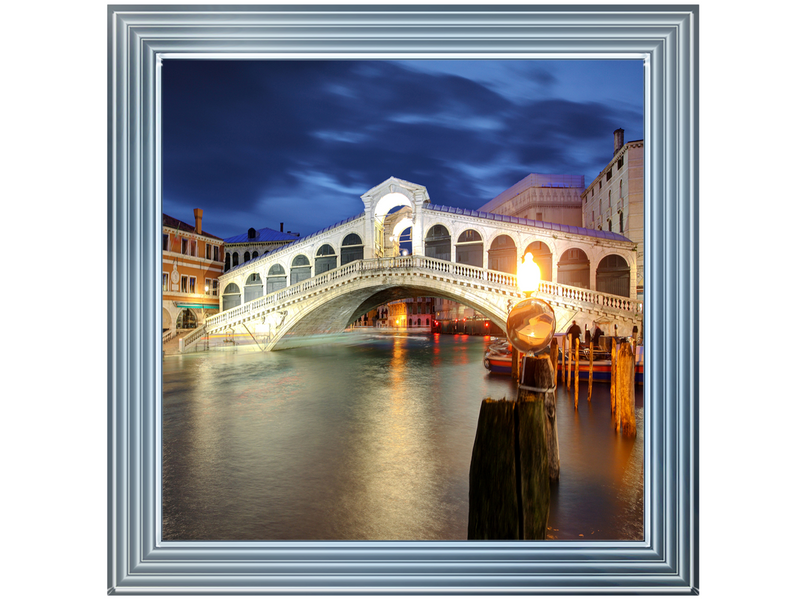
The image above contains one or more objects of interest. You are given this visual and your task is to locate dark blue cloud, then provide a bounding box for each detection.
[162,59,643,238]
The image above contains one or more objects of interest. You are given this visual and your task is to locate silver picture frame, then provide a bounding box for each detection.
[108,4,698,594]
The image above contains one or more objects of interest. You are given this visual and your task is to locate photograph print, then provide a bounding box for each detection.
[159,58,646,542]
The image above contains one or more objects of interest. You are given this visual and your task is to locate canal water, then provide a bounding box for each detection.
[162,333,643,541]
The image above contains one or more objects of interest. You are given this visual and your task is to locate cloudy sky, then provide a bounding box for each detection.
[162,59,643,239]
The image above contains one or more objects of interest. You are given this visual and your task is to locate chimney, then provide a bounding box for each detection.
[280,222,284,232]
[193,208,203,234]
[613,128,624,156]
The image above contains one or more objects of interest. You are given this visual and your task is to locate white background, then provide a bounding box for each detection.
[2,0,800,600]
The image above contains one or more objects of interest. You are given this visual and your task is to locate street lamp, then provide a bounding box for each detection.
[506,253,556,358]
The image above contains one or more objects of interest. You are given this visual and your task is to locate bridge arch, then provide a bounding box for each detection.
[424,224,451,260]
[266,263,287,293]
[244,273,263,302]
[222,282,241,310]
[340,233,364,265]
[558,248,590,289]
[596,253,631,297]
[488,234,517,274]
[523,239,554,282]
[455,228,483,267]
[315,243,338,275]
[290,254,311,285]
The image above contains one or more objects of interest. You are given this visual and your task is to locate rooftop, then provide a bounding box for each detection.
[478,173,586,214]
[162,213,222,241]
[225,227,301,244]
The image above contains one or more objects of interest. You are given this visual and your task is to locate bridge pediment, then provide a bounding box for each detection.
[361,177,430,213]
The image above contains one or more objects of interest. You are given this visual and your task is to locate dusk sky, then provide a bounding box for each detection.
[162,59,643,240]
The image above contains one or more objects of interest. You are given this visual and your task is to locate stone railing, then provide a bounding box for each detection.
[197,256,640,338]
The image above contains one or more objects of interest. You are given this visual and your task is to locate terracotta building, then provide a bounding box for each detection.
[162,209,225,335]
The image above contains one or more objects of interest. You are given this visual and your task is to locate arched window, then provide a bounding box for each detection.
[557,248,590,289]
[619,180,623,198]
[619,210,624,233]
[290,255,311,285]
[244,251,251,262]
[424,225,451,260]
[455,229,483,267]
[244,273,263,302]
[232,252,239,267]
[225,252,231,271]
[222,283,241,310]
[608,190,612,207]
[596,254,630,297]
[340,233,364,265]
[315,244,337,275]
[266,264,286,293]
[488,235,517,274]
[608,219,612,231]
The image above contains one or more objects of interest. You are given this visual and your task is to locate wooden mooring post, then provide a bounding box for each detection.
[610,341,618,414]
[562,335,567,386]
[573,338,580,408]
[615,344,637,437]
[468,355,554,539]
[587,343,594,402]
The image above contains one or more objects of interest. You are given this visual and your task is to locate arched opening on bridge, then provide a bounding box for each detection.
[176,308,197,329]
[375,193,414,258]
[222,283,241,310]
[455,229,483,267]
[244,273,263,302]
[488,234,517,274]
[290,254,311,285]
[340,233,364,265]
[557,248,590,289]
[424,224,451,260]
[266,264,286,293]
[524,240,553,282]
[397,226,412,255]
[596,254,630,297]
[315,244,338,275]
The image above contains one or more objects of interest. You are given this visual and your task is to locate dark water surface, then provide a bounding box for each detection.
[162,333,642,541]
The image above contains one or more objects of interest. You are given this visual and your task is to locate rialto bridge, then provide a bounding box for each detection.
[177,177,642,352]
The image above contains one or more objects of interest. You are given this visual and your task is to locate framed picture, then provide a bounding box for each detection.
[109,4,698,594]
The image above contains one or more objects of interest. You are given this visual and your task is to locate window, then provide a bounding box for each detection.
[212,280,219,296]
[592,210,595,221]
[606,169,612,181]
[607,219,612,232]
[619,211,624,233]
[232,252,239,267]
[189,240,196,256]
[181,275,188,292]
[608,191,612,207]
[163,234,169,251]
[536,212,543,221]
[189,277,196,293]
[617,156,624,170]
[162,273,168,291]
[619,180,623,198]
[206,243,211,260]
[244,251,251,262]
[181,238,188,254]
[214,246,220,262]
[205,278,211,295]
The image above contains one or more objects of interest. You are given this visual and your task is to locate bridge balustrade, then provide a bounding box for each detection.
[200,255,638,338]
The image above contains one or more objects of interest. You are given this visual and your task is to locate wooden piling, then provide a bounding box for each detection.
[610,341,618,414]
[588,342,594,402]
[574,338,580,408]
[616,344,637,437]
[468,355,552,539]
[511,350,520,381]
[550,339,559,388]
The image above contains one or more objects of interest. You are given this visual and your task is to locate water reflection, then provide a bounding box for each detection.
[162,334,642,541]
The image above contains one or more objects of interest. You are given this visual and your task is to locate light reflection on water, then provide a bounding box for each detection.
[162,333,642,541]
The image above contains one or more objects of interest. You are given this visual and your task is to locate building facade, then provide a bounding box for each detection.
[162,209,225,334]
[582,129,644,298]
[477,173,585,226]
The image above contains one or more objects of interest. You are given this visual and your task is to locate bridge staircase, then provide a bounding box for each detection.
[176,256,643,353]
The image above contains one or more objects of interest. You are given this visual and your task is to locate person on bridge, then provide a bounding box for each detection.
[592,323,604,347]
[567,320,582,346]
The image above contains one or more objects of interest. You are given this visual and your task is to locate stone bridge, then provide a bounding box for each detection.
[177,177,643,352]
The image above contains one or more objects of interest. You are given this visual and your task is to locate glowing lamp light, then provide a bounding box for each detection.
[517,252,541,297]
